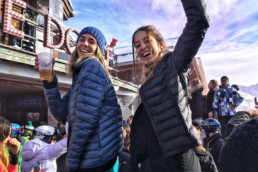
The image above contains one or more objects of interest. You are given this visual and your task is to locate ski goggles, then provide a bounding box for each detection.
[12,126,24,133]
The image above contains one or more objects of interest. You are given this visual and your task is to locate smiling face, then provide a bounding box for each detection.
[134,31,162,65]
[76,33,98,57]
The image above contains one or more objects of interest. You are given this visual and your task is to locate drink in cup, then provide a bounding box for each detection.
[38,52,53,81]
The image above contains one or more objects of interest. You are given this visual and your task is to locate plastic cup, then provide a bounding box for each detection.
[38,52,53,81]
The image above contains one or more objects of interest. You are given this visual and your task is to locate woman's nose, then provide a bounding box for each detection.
[82,40,89,46]
[140,43,146,49]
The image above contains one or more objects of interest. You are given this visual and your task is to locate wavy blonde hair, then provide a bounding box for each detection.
[0,144,9,172]
[196,145,208,154]
[123,124,131,152]
[66,46,110,78]
[0,117,11,172]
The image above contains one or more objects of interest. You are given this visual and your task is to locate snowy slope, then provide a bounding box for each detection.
[236,91,256,111]
[239,84,258,97]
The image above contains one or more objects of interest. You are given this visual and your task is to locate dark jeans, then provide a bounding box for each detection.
[218,115,232,138]
[147,148,201,172]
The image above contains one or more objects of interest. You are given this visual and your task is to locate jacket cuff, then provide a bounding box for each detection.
[43,75,58,89]
[245,111,251,118]
[9,151,19,165]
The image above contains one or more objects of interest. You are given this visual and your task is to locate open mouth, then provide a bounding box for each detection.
[80,49,89,53]
[142,52,150,58]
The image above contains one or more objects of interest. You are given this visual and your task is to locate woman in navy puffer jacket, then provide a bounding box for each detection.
[35,26,123,172]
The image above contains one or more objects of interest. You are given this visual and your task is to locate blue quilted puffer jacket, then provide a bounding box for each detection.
[44,58,123,171]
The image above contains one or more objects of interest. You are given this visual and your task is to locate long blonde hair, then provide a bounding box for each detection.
[66,46,110,78]
[196,145,208,154]
[0,117,11,172]
[0,144,9,172]
[123,124,131,152]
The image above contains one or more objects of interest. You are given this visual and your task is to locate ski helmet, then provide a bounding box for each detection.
[34,125,55,144]
[11,123,22,138]
[201,118,221,134]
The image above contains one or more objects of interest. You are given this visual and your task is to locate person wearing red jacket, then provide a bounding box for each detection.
[0,117,20,172]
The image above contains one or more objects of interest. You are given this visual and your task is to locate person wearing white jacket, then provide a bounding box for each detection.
[21,125,67,172]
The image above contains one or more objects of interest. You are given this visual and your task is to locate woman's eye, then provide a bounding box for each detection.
[135,44,140,48]
[89,41,96,45]
[144,39,149,43]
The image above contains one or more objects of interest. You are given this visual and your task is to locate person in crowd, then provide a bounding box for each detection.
[127,115,133,127]
[8,123,25,172]
[35,26,123,171]
[202,118,225,171]
[123,124,131,153]
[190,79,206,120]
[55,123,67,172]
[224,109,258,138]
[130,0,209,171]
[21,125,67,172]
[10,123,25,146]
[119,124,133,172]
[105,38,118,67]
[213,76,243,137]
[192,120,204,145]
[22,121,34,143]
[220,117,258,172]
[0,117,21,172]
[231,84,239,91]
[206,79,219,119]
[231,84,246,112]
[122,120,128,125]
[192,120,218,172]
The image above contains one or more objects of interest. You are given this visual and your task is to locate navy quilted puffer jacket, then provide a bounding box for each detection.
[44,58,123,171]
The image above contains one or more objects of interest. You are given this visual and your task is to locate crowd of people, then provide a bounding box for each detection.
[0,119,68,172]
[1,0,258,171]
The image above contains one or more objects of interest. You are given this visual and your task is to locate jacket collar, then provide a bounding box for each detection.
[220,84,230,89]
[191,84,203,94]
[72,56,95,73]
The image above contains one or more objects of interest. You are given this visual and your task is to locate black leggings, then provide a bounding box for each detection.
[218,115,232,138]
[148,148,201,172]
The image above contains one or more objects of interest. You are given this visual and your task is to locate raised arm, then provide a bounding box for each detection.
[172,0,209,72]
[43,76,70,121]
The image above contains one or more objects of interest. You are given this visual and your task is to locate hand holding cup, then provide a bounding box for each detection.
[35,52,55,81]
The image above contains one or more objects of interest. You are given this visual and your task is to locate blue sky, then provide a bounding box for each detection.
[64,0,258,86]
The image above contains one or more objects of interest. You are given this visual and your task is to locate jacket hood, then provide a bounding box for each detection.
[21,139,48,161]
[212,85,219,91]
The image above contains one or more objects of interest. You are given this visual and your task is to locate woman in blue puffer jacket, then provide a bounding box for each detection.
[35,26,123,172]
